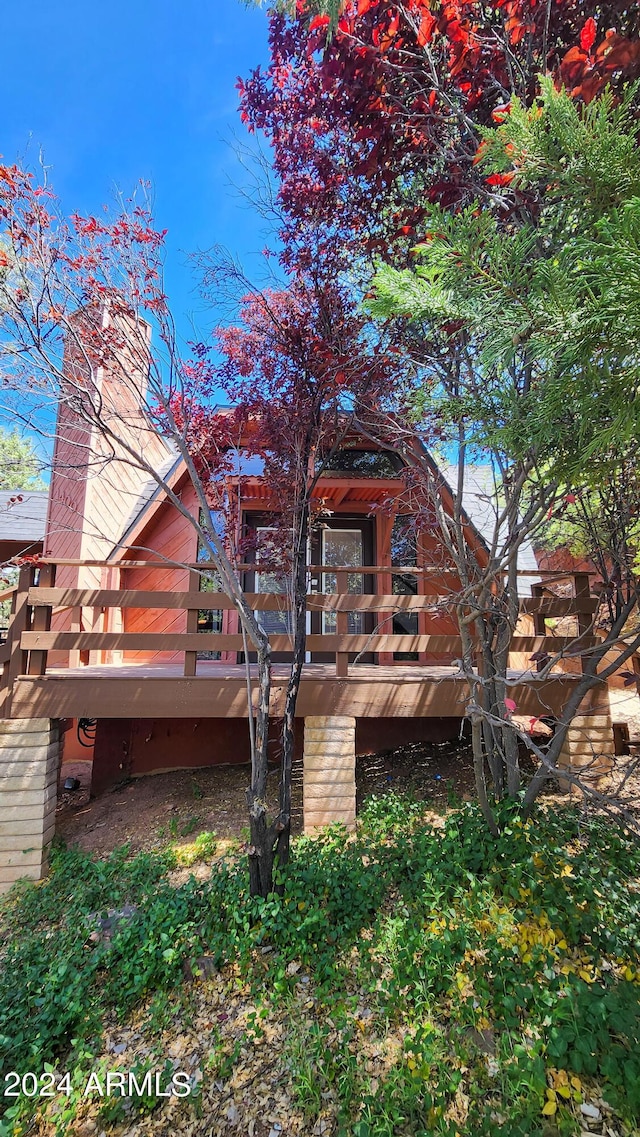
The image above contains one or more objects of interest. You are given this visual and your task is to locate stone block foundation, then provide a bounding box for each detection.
[557,695,615,792]
[303,716,356,833]
[0,720,60,893]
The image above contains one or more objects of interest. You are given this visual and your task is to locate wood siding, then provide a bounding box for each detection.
[122,482,199,662]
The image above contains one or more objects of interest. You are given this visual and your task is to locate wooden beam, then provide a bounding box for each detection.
[20,630,594,655]
[39,558,464,574]
[5,565,34,714]
[335,569,349,677]
[28,587,600,616]
[27,565,56,677]
[519,596,599,616]
[29,587,460,612]
[8,669,580,721]
[184,570,200,678]
[23,631,252,652]
[28,588,232,610]
[38,558,600,578]
[574,573,594,676]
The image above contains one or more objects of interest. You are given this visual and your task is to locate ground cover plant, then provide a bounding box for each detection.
[1,796,639,1136]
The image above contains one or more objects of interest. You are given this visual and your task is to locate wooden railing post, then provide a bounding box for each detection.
[377,516,394,666]
[69,607,82,669]
[5,564,36,715]
[106,564,124,665]
[531,582,547,672]
[184,569,200,677]
[27,564,56,677]
[336,569,349,678]
[574,572,593,675]
[0,590,17,716]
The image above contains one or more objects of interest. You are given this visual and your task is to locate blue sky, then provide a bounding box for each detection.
[1,0,273,344]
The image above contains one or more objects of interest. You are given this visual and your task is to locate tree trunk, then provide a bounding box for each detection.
[246,643,275,896]
[500,502,523,799]
[503,724,521,797]
[478,617,504,795]
[494,651,520,798]
[248,809,276,899]
[460,616,499,833]
[471,715,499,836]
[275,505,310,875]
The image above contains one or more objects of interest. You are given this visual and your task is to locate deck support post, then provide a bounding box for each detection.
[557,691,615,792]
[303,715,356,833]
[0,719,60,894]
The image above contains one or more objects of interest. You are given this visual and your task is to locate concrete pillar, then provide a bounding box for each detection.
[303,715,356,833]
[0,720,60,894]
[558,692,615,792]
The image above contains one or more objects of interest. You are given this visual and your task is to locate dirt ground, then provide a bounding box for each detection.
[55,734,640,860]
[55,737,479,858]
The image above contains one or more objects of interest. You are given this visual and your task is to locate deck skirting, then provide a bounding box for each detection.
[0,719,60,893]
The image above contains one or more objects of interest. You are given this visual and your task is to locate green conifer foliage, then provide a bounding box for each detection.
[370,81,640,482]
[0,427,46,490]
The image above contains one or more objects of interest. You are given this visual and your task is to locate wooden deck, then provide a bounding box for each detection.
[8,661,580,720]
[1,561,594,722]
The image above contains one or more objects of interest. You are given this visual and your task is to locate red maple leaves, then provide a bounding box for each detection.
[561,26,640,100]
[417,11,436,46]
[239,0,640,276]
[580,16,597,51]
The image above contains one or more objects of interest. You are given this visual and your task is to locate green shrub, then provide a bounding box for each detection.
[1,796,639,1134]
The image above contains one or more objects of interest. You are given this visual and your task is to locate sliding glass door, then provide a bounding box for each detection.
[310,519,374,663]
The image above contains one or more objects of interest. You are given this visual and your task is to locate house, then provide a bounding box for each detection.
[0,320,619,892]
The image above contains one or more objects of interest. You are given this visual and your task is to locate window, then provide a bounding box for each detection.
[322,449,402,478]
[321,528,365,635]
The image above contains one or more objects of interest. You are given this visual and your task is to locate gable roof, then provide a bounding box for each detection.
[0,490,48,545]
[101,438,539,596]
[106,452,183,561]
[437,463,540,595]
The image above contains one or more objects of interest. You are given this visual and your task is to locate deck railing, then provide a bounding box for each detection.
[0,561,598,707]
[0,585,17,643]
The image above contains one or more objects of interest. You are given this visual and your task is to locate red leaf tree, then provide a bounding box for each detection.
[0,164,406,894]
[240,0,640,257]
[186,269,406,886]
[0,170,273,892]
[240,1,640,828]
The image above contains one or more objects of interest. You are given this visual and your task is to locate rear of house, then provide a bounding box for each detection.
[0,324,627,891]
